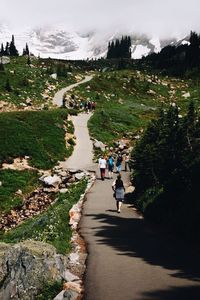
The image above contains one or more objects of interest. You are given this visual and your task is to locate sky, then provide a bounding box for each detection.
[1,0,200,37]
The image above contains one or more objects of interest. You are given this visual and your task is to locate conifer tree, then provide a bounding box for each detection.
[4,42,10,56]
[9,35,19,56]
[0,43,4,56]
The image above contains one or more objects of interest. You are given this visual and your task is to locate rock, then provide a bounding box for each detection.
[0,56,10,64]
[69,253,79,265]
[182,92,190,98]
[0,241,68,300]
[63,271,79,282]
[63,282,83,294]
[74,172,85,181]
[54,289,80,300]
[39,175,62,187]
[15,189,23,195]
[25,97,32,105]
[60,188,69,194]
[147,89,156,95]
[50,73,57,79]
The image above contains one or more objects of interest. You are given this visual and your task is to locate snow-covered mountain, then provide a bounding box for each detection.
[0,23,189,60]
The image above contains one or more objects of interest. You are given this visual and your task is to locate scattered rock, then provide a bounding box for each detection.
[182,92,190,98]
[39,175,62,187]
[60,188,69,194]
[50,73,57,79]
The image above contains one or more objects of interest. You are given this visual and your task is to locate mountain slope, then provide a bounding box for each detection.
[0,24,189,60]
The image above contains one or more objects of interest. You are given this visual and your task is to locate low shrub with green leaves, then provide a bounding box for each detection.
[0,180,87,254]
[0,169,39,215]
[0,109,72,169]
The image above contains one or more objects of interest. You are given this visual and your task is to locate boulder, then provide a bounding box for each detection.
[75,172,85,181]
[0,241,68,300]
[1,56,10,65]
[39,175,62,187]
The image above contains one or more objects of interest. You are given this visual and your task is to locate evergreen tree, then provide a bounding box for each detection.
[4,42,10,56]
[9,35,19,56]
[106,36,132,59]
[0,43,4,56]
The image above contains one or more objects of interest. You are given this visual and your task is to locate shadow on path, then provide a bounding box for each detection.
[85,212,200,283]
[140,285,200,300]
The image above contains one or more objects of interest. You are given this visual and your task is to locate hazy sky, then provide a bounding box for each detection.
[1,0,200,37]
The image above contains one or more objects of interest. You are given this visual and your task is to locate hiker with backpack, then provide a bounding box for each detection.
[116,152,123,173]
[107,155,115,179]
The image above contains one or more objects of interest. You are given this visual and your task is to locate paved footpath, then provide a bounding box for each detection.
[67,116,200,300]
[53,79,200,300]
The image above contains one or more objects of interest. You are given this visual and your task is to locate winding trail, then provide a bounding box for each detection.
[54,79,200,299]
[53,75,93,107]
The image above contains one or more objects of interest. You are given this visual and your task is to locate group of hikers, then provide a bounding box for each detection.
[63,96,96,112]
[98,152,132,213]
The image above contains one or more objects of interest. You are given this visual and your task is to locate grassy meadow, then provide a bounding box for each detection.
[71,69,200,143]
[0,109,72,169]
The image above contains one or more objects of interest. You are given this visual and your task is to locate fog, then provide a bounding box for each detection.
[1,0,200,37]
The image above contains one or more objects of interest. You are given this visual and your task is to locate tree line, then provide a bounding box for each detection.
[0,35,30,57]
[107,36,132,59]
[141,31,200,77]
[131,101,200,239]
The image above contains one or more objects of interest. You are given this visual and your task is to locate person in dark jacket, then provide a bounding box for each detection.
[112,174,125,213]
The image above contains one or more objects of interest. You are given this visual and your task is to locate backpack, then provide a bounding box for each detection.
[108,157,114,167]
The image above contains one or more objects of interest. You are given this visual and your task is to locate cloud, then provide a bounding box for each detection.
[1,0,200,37]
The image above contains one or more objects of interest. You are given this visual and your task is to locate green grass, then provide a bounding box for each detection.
[0,180,87,254]
[0,169,39,215]
[0,56,76,106]
[71,70,200,144]
[0,109,72,169]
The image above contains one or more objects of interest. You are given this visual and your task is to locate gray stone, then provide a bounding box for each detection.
[39,175,62,187]
[0,241,68,300]
[50,73,57,79]
[63,270,79,282]
[63,290,79,300]
[60,188,69,194]
[0,56,10,65]
[75,172,85,181]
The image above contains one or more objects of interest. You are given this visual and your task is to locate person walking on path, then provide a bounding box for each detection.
[98,156,107,180]
[112,174,125,213]
[124,152,130,172]
[116,152,123,173]
[107,154,115,179]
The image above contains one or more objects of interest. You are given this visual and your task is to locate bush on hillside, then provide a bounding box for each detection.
[132,101,200,239]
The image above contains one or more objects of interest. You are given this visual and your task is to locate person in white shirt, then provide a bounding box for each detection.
[98,156,107,180]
